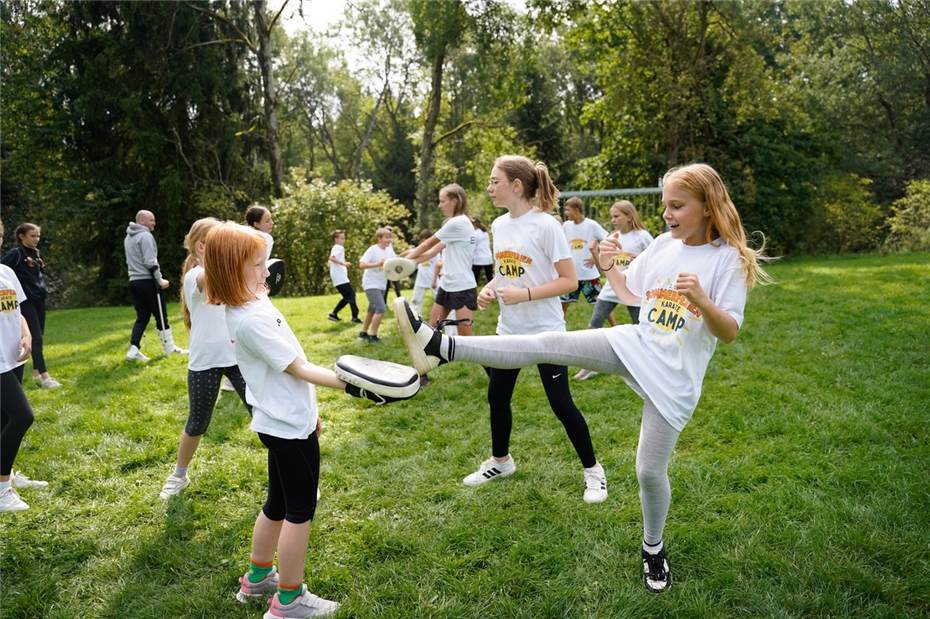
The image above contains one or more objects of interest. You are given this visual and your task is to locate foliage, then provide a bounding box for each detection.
[271,170,412,296]
[802,173,885,254]
[883,179,930,253]
[2,253,929,617]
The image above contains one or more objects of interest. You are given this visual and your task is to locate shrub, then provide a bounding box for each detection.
[883,179,930,253]
[802,173,884,253]
[272,170,411,296]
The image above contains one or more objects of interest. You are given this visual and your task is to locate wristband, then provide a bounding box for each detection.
[603,262,614,272]
[527,288,532,302]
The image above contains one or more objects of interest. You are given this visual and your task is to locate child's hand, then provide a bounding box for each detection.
[675,272,708,306]
[597,232,622,269]
[315,418,322,437]
[477,284,497,310]
[497,285,527,305]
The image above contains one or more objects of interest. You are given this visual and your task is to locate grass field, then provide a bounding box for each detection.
[2,252,929,618]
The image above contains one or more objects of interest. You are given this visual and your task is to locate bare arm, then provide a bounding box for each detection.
[676,273,740,343]
[18,316,32,361]
[404,235,441,261]
[284,357,346,390]
[497,258,577,305]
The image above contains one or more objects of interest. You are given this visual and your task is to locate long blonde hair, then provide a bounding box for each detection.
[180,218,222,329]
[494,155,559,213]
[663,163,773,288]
[611,200,646,232]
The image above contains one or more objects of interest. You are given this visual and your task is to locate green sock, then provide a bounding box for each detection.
[277,583,303,605]
[247,560,274,584]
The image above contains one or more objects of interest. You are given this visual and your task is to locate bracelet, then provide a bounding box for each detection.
[527,288,532,302]
[603,263,614,272]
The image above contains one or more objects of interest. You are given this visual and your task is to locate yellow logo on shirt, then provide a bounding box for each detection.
[644,287,702,333]
[0,288,18,313]
[496,250,533,279]
[570,239,586,250]
[614,252,633,268]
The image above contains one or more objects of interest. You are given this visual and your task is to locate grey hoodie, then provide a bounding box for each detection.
[124,222,163,282]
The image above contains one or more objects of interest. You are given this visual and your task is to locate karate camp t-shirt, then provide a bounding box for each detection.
[184,266,237,371]
[604,233,747,432]
[435,215,477,292]
[491,209,572,335]
[598,228,655,305]
[562,218,609,280]
[226,296,318,440]
[0,265,27,374]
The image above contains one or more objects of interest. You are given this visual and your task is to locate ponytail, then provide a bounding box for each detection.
[534,162,559,213]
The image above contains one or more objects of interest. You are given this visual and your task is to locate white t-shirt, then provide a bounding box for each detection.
[184,266,237,371]
[435,215,477,292]
[0,265,26,374]
[598,229,655,305]
[415,255,439,289]
[604,233,748,432]
[329,244,349,287]
[225,296,318,440]
[472,229,493,265]
[562,218,609,280]
[491,209,572,335]
[257,230,274,261]
[360,244,395,291]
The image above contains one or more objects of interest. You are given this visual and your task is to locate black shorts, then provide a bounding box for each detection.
[435,287,478,311]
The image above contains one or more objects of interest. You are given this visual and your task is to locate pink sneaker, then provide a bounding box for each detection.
[264,585,340,618]
[236,566,278,603]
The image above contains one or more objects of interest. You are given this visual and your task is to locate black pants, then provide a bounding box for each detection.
[20,298,47,374]
[185,365,251,436]
[472,264,494,286]
[487,364,597,468]
[331,282,359,319]
[258,432,319,524]
[1,369,35,476]
[128,279,168,346]
[382,279,402,302]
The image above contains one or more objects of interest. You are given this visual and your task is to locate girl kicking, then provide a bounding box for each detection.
[395,163,769,593]
[159,218,252,500]
[203,222,396,618]
[458,155,607,502]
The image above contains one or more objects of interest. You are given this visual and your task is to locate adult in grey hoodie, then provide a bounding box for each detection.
[124,210,186,360]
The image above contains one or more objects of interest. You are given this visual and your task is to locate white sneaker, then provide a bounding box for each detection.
[463,456,516,487]
[583,463,608,504]
[220,377,235,392]
[573,369,598,381]
[0,487,30,512]
[11,470,48,489]
[37,376,62,389]
[394,297,446,375]
[264,585,339,618]
[126,345,150,362]
[159,474,190,499]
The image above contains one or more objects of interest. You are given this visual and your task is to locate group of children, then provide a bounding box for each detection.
[0,155,767,614]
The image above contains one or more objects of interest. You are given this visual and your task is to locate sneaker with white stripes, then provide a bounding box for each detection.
[462,456,516,487]
[159,474,190,499]
[11,470,48,489]
[582,463,608,503]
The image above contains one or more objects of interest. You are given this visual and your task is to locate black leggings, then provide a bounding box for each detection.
[331,282,359,319]
[258,432,319,524]
[20,298,47,374]
[472,264,494,286]
[1,369,35,476]
[185,365,251,436]
[382,280,402,302]
[487,364,597,468]
[129,279,169,346]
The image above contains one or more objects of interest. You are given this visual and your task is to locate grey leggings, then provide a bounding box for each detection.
[589,299,640,328]
[453,330,680,544]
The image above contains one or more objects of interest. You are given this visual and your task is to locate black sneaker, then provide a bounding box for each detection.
[368,335,382,344]
[393,297,448,375]
[350,317,362,324]
[358,331,370,342]
[642,547,672,593]
[328,313,340,322]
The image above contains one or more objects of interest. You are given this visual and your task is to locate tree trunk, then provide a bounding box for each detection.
[252,0,284,198]
[415,49,445,227]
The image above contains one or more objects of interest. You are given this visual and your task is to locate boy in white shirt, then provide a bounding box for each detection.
[327,230,360,323]
[358,228,395,343]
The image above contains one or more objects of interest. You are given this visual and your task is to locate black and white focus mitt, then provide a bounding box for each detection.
[335,355,419,405]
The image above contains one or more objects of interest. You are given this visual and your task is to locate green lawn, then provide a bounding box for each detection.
[2,253,929,618]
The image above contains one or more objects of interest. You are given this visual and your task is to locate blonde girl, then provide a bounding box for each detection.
[403,183,477,336]
[159,218,252,500]
[396,162,770,593]
[204,223,394,617]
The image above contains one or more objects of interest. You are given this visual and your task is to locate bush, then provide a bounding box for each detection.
[883,179,930,253]
[272,170,412,296]
[802,173,884,254]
